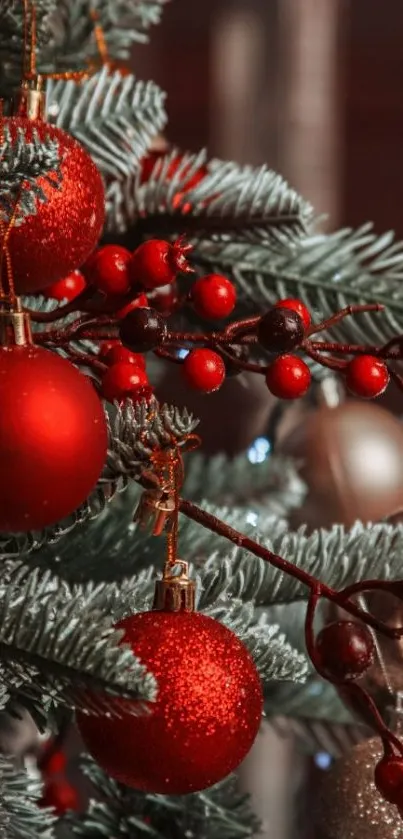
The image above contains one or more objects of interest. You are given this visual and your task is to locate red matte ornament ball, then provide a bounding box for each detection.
[83,245,132,296]
[274,298,311,330]
[102,345,146,370]
[40,780,79,815]
[77,610,263,794]
[183,349,226,393]
[375,756,403,805]
[42,749,67,776]
[265,354,311,399]
[316,621,375,681]
[191,274,237,320]
[345,355,390,399]
[44,270,86,302]
[101,362,149,403]
[128,238,193,290]
[0,345,107,532]
[4,118,105,294]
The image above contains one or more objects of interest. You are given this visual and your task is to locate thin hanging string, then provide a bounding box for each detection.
[0,196,21,303]
[29,3,37,78]
[89,8,110,65]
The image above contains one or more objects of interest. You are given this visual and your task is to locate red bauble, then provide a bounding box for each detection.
[4,118,104,294]
[375,756,403,805]
[40,780,79,815]
[41,747,67,776]
[0,345,107,532]
[101,362,149,403]
[345,355,390,399]
[102,345,146,369]
[183,349,226,393]
[128,239,193,290]
[274,298,311,330]
[316,621,375,681]
[265,354,311,399]
[116,292,149,319]
[140,151,207,210]
[191,274,236,320]
[83,245,131,296]
[44,270,86,302]
[77,610,262,794]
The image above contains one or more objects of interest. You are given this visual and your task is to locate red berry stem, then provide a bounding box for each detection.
[306,303,385,336]
[303,343,348,371]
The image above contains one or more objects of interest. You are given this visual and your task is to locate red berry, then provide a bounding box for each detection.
[147,282,178,315]
[101,363,149,403]
[103,345,146,370]
[128,238,193,290]
[345,355,390,399]
[183,349,226,393]
[116,292,149,319]
[265,355,311,399]
[274,298,311,330]
[375,756,403,805]
[99,340,120,357]
[42,749,67,775]
[316,621,375,681]
[83,245,131,296]
[191,274,236,320]
[40,780,79,815]
[44,270,86,302]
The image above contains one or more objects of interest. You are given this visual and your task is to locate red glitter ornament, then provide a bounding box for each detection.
[345,355,390,399]
[44,270,86,302]
[77,609,262,794]
[183,349,226,393]
[4,118,104,294]
[0,344,107,532]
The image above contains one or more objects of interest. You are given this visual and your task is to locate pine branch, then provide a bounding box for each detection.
[0,126,62,222]
[193,225,403,345]
[46,68,167,179]
[68,758,259,839]
[0,565,156,715]
[0,756,55,838]
[46,0,167,70]
[107,148,314,240]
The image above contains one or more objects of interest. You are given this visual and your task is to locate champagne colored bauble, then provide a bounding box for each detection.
[315,738,402,839]
[4,118,105,294]
[0,345,107,532]
[77,610,263,794]
[279,401,403,529]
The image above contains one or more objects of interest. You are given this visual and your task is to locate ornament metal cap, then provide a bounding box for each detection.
[153,561,196,613]
[17,76,45,121]
[0,300,32,346]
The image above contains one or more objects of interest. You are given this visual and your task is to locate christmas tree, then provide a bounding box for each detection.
[1,3,403,838]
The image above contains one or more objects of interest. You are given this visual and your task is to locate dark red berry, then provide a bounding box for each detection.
[103,345,146,370]
[191,274,236,320]
[274,298,311,330]
[265,354,311,399]
[119,307,167,352]
[183,349,226,393]
[116,293,149,319]
[101,363,149,403]
[375,756,403,805]
[83,245,131,296]
[40,780,79,815]
[129,237,193,290]
[258,307,305,352]
[345,355,390,399]
[44,270,86,302]
[316,621,375,681]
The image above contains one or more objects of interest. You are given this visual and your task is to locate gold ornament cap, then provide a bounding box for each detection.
[153,561,196,613]
[0,300,32,346]
[16,76,45,121]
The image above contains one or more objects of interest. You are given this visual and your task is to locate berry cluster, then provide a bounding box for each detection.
[33,236,395,403]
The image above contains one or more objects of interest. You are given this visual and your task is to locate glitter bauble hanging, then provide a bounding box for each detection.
[314,738,403,839]
[3,117,105,294]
